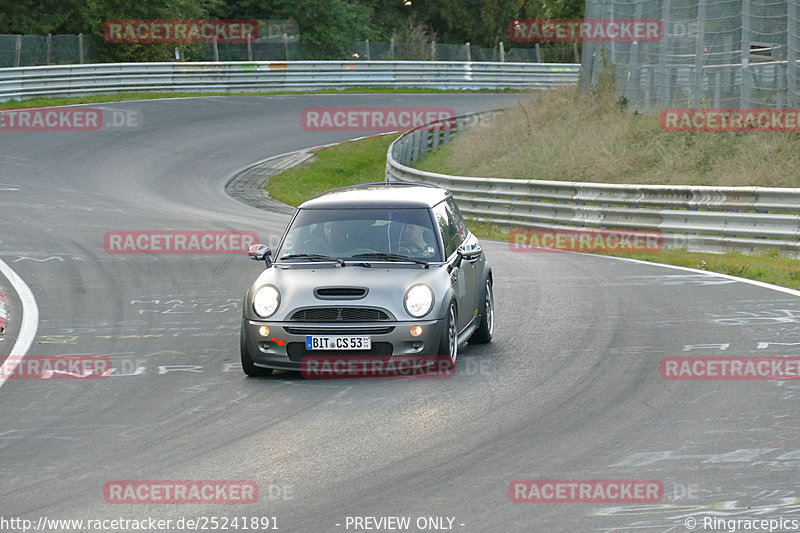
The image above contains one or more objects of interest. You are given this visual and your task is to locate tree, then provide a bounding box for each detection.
[81,0,222,62]
[0,0,86,34]
[275,0,377,59]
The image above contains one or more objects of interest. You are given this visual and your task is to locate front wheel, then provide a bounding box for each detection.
[469,278,494,344]
[241,325,274,377]
[438,301,458,367]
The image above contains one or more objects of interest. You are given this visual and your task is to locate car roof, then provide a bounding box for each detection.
[299,182,451,209]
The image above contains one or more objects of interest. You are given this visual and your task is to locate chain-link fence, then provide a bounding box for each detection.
[0,34,97,67]
[0,33,304,66]
[200,38,576,62]
[350,39,579,62]
[187,36,303,61]
[0,32,580,67]
[581,0,800,109]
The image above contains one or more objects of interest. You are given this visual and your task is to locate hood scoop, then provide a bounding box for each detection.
[314,287,368,300]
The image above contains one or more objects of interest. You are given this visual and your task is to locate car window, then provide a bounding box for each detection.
[433,200,463,258]
[278,207,442,261]
[448,198,469,243]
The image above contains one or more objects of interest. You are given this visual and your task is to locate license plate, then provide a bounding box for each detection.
[305,336,371,350]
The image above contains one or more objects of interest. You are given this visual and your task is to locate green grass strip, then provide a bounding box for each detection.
[268,134,800,291]
[0,87,520,110]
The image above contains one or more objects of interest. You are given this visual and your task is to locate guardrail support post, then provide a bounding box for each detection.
[432,123,441,150]
[46,33,52,64]
[213,37,219,62]
[78,33,84,64]
[499,41,504,62]
[410,131,420,162]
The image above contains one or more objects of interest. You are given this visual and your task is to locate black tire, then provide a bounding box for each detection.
[240,325,273,377]
[469,277,494,344]
[438,301,458,367]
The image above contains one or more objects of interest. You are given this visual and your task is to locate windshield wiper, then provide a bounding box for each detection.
[350,252,429,268]
[280,253,345,266]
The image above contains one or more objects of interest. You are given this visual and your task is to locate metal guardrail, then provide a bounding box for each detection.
[0,61,579,101]
[386,111,800,257]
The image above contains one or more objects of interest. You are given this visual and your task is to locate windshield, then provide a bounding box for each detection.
[278,207,441,262]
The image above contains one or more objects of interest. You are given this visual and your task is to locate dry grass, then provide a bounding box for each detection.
[418,86,800,187]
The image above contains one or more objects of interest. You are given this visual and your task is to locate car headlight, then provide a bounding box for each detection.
[253,285,280,318]
[404,284,434,318]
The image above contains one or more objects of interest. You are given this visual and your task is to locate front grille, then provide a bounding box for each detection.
[290,307,390,322]
[285,326,395,335]
[286,342,394,361]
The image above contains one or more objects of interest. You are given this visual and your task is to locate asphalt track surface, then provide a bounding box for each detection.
[1,94,799,532]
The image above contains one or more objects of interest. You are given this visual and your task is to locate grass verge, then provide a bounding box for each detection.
[0,87,520,111]
[267,133,800,291]
[266,133,401,207]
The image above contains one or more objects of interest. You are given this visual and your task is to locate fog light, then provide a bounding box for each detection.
[259,326,270,337]
[410,325,423,337]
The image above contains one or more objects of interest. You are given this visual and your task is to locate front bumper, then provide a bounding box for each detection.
[241,318,447,371]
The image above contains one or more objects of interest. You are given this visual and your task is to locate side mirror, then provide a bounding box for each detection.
[457,242,482,261]
[248,244,272,267]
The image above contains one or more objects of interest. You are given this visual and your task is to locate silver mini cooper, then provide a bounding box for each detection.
[240,182,494,376]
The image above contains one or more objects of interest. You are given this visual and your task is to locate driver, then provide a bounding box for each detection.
[321,221,349,252]
[399,223,435,256]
